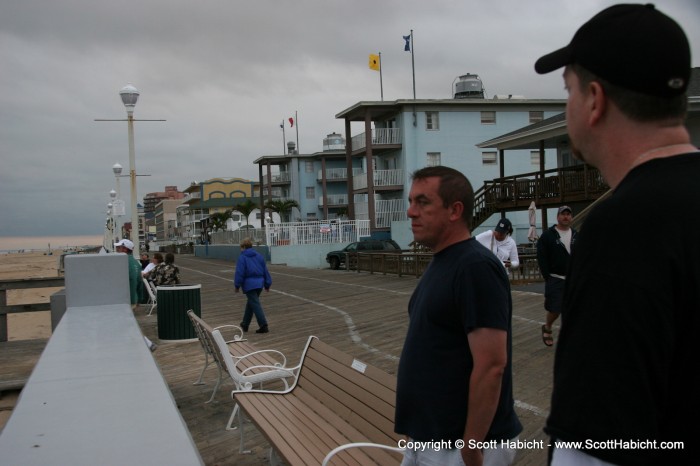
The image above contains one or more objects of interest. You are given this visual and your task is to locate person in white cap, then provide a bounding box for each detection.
[115,239,157,352]
[535,4,697,464]
[114,239,141,308]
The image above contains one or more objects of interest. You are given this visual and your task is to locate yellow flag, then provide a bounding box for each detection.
[369,54,380,71]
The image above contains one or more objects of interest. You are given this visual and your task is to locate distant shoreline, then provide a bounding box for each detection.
[0,235,103,252]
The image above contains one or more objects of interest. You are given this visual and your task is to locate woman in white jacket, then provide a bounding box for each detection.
[475,217,520,272]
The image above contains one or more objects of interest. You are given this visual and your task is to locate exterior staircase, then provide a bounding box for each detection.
[473,164,608,229]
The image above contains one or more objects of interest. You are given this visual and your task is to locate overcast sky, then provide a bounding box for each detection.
[2,0,698,237]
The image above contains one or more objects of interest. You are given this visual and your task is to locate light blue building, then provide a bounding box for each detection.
[255,95,566,247]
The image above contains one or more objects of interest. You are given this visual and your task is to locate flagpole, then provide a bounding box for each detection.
[410,29,416,99]
[281,120,286,154]
[295,110,299,152]
[379,52,384,101]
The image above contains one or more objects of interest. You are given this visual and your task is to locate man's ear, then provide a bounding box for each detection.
[449,201,465,221]
[588,81,607,126]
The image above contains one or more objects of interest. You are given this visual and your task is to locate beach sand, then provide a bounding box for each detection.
[1,252,60,341]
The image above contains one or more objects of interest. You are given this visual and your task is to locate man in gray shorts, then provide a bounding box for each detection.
[536,206,576,346]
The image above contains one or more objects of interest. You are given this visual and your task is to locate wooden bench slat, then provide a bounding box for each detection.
[237,392,399,465]
[298,366,398,446]
[233,337,403,465]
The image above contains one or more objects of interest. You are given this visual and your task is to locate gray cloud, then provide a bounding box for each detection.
[2,0,698,236]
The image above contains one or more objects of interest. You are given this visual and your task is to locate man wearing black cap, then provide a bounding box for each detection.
[536,206,576,347]
[475,217,521,273]
[535,4,698,465]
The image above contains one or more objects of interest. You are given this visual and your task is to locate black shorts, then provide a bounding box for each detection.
[544,277,565,313]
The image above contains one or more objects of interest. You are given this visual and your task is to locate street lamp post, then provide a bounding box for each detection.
[120,84,141,257]
[112,163,123,240]
[109,189,117,249]
[96,85,164,256]
[106,203,114,252]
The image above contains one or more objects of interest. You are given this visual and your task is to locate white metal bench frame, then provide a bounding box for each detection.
[142,278,157,316]
[187,311,288,405]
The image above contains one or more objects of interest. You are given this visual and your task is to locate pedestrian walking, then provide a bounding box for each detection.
[234,238,272,334]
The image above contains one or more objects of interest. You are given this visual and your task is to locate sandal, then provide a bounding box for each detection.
[541,325,554,347]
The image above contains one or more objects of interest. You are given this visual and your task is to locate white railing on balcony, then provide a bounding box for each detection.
[266,220,370,246]
[317,167,363,181]
[354,199,407,229]
[253,187,285,198]
[262,172,291,184]
[353,169,404,190]
[350,128,401,152]
[319,167,347,181]
[318,194,348,207]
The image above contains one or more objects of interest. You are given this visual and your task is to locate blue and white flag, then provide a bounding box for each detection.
[403,34,411,52]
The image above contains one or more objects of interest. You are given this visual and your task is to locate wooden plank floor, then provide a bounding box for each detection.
[1,255,556,465]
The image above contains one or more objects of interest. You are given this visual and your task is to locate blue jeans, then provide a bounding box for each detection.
[242,289,267,327]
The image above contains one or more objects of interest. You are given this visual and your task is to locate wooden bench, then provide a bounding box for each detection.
[187,310,289,407]
[224,336,404,465]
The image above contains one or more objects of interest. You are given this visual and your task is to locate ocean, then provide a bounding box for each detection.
[0,235,104,253]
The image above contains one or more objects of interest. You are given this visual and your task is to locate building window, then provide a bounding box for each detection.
[305,161,314,173]
[426,112,440,130]
[482,151,498,165]
[481,111,496,124]
[306,212,317,220]
[531,150,542,166]
[306,186,315,199]
[529,111,544,124]
[426,152,441,166]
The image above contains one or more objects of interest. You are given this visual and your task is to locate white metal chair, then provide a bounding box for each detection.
[187,311,253,403]
[210,329,302,451]
[142,278,157,316]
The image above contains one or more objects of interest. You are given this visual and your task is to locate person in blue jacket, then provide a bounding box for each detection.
[234,237,272,333]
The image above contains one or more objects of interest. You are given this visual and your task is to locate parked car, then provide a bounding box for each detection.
[326,239,401,270]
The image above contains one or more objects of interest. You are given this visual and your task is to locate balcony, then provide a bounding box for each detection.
[353,169,404,191]
[317,167,363,182]
[318,194,348,207]
[350,128,401,152]
[253,187,285,198]
[354,199,407,229]
[261,172,291,184]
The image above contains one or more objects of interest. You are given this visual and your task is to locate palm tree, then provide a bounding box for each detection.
[264,199,299,223]
[208,210,232,232]
[232,199,258,228]
[335,207,348,220]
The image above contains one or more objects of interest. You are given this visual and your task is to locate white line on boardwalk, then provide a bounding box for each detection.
[184,258,412,295]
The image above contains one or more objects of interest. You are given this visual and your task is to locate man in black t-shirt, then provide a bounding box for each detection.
[535,4,698,465]
[395,166,522,466]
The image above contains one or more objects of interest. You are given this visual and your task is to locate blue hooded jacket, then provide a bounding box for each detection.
[234,248,272,293]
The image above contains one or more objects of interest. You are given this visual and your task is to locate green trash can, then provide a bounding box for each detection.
[156,284,201,341]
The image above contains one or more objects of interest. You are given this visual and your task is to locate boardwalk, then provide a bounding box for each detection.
[2,255,554,465]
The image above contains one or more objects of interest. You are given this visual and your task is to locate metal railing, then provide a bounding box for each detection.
[318,193,348,207]
[350,128,401,151]
[261,172,291,184]
[354,199,407,228]
[353,169,404,190]
[266,220,370,246]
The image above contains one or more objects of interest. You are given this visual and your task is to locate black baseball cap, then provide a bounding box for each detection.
[495,218,512,234]
[535,4,690,97]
